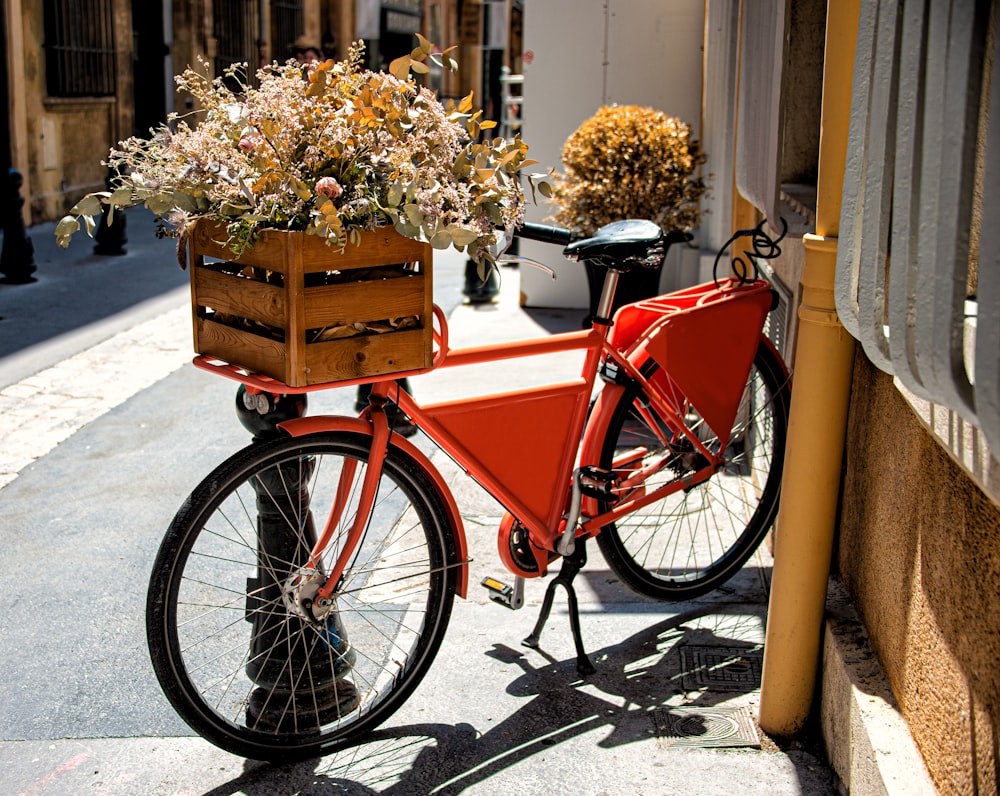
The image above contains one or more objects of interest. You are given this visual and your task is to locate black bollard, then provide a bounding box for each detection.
[463,258,500,304]
[93,202,127,256]
[234,385,359,730]
[0,169,37,284]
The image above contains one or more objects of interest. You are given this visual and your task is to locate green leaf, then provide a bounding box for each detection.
[430,229,452,249]
[403,204,424,227]
[71,194,106,217]
[395,219,421,239]
[172,191,199,212]
[54,216,81,248]
[145,193,176,215]
[447,225,479,246]
[387,182,404,207]
[108,186,135,207]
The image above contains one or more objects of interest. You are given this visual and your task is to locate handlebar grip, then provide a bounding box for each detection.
[515,222,576,246]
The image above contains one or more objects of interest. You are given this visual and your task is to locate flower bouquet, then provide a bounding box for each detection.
[55,40,545,387]
[56,38,539,266]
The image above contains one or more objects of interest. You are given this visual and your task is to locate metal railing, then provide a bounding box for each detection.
[835,0,1000,460]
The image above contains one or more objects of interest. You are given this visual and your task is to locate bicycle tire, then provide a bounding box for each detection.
[146,431,457,761]
[596,340,790,600]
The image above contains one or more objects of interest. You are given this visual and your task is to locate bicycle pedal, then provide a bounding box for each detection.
[481,576,524,610]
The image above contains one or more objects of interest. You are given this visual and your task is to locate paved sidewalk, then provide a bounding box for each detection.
[0,301,191,489]
[0,228,836,795]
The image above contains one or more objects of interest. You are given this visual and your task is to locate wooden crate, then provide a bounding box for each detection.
[188,221,433,387]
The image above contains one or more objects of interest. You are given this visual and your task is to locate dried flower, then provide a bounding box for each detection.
[315,177,343,199]
[55,38,545,265]
[552,105,707,235]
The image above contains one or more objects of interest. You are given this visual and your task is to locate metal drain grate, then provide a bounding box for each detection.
[651,705,761,749]
[679,644,763,692]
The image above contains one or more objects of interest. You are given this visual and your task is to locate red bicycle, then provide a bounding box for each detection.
[146,218,791,760]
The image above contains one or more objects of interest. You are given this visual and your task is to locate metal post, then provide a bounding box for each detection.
[0,169,36,284]
[234,386,358,729]
[758,0,860,736]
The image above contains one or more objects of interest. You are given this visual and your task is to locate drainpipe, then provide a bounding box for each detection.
[757,0,860,736]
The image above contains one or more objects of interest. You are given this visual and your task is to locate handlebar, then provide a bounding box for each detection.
[514,222,577,246]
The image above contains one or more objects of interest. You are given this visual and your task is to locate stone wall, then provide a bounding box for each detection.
[838,353,1000,794]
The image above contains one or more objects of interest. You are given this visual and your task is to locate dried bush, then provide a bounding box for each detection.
[552,105,707,235]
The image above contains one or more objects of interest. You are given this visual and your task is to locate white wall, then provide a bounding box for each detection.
[519,0,705,307]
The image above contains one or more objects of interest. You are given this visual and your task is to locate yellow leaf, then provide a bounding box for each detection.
[415,34,434,56]
[409,61,430,74]
[389,55,411,81]
[458,93,474,114]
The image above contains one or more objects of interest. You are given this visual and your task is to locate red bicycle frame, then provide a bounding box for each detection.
[195,276,777,591]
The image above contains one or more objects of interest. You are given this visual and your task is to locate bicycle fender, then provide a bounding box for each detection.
[276,415,469,599]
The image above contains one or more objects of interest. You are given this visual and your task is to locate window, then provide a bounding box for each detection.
[43,0,116,97]
[273,0,304,60]
[214,0,259,78]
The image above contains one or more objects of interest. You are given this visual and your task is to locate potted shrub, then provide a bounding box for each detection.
[552,104,707,320]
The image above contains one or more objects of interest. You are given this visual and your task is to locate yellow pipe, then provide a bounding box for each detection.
[758,0,860,736]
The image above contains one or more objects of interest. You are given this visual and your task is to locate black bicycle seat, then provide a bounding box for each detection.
[564,219,667,267]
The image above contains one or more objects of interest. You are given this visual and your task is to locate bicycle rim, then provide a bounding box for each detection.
[146,432,456,761]
[596,341,790,599]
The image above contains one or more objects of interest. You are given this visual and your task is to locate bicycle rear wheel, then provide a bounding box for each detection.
[596,340,790,600]
[146,431,457,761]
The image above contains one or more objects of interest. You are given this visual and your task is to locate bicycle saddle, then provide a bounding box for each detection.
[565,219,686,269]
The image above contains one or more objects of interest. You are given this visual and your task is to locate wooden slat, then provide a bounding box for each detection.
[304,327,432,383]
[192,267,286,327]
[303,275,427,327]
[191,220,431,274]
[195,318,289,384]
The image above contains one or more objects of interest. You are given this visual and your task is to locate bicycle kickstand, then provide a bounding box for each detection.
[522,539,596,676]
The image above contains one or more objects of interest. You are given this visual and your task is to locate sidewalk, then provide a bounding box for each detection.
[0,225,835,795]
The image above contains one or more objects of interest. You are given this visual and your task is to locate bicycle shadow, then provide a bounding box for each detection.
[201,604,771,795]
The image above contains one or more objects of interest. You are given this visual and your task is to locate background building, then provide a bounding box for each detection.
[2,0,519,225]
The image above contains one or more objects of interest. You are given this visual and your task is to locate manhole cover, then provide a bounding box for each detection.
[679,644,762,692]
[651,705,760,749]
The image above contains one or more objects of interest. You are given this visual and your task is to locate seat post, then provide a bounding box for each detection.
[594,268,621,324]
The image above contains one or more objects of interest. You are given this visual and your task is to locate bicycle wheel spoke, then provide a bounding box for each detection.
[147,432,456,761]
[597,342,790,599]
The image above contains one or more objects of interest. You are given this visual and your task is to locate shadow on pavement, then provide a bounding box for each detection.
[196,602,833,795]
[0,209,188,361]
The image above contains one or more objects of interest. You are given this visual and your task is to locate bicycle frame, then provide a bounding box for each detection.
[196,272,778,592]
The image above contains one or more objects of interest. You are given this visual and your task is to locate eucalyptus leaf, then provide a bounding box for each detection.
[145,193,176,215]
[71,194,106,217]
[387,182,404,207]
[109,186,135,207]
[447,226,479,246]
[54,216,81,248]
[403,204,424,227]
[430,229,452,249]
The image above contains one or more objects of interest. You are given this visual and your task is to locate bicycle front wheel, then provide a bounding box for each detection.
[146,431,457,761]
[596,340,790,600]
